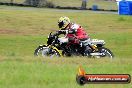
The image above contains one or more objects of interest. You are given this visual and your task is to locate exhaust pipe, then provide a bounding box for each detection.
[90,53,104,56]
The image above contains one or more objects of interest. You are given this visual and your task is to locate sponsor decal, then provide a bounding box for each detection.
[76,66,131,85]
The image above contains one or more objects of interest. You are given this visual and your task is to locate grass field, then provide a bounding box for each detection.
[0,5,132,88]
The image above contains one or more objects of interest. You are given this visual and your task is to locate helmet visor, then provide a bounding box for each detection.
[58,21,64,28]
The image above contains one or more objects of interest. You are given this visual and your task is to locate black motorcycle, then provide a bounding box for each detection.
[34,31,114,58]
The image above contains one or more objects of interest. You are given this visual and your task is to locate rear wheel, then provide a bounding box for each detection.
[99,47,114,59]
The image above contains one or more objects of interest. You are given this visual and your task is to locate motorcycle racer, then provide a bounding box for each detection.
[34,16,114,58]
[58,16,89,43]
[57,16,91,55]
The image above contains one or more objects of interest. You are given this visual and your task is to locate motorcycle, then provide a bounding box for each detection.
[34,31,114,59]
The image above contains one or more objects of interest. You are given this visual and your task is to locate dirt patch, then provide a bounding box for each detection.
[0,29,48,35]
[0,29,20,34]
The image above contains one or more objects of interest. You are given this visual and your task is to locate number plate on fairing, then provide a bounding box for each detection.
[91,39,105,45]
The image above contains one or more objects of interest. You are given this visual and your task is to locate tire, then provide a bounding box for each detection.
[34,45,61,57]
[34,45,48,56]
[99,47,114,59]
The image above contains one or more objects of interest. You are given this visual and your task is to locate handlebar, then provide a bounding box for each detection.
[52,30,66,37]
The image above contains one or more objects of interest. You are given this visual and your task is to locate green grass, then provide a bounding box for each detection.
[0,0,24,3]
[0,6,132,88]
[0,57,132,88]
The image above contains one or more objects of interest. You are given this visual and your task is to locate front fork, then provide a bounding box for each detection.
[48,45,62,56]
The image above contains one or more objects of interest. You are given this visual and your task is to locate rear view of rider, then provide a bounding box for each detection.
[57,16,91,55]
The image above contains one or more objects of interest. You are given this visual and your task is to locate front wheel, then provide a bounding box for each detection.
[34,45,61,57]
[99,47,114,59]
[34,45,48,56]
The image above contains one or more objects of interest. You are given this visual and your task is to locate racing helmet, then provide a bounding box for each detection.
[58,16,70,29]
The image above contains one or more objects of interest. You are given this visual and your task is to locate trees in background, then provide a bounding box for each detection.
[10,0,14,3]
[81,0,88,9]
[24,0,54,7]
